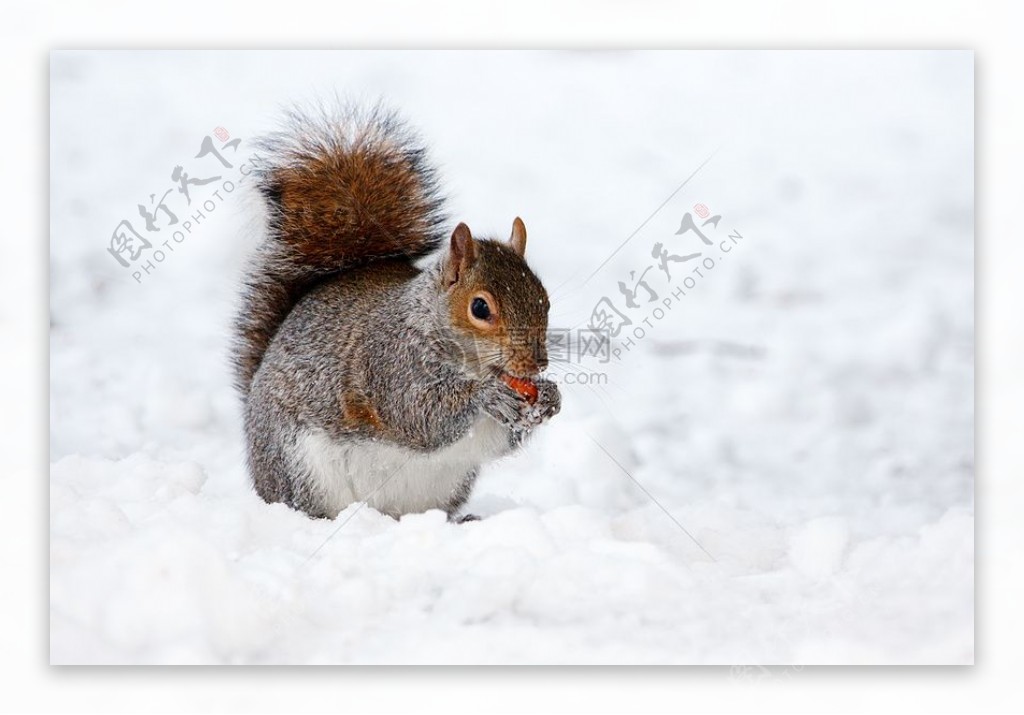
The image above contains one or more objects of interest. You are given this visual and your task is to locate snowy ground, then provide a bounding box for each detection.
[49,51,973,664]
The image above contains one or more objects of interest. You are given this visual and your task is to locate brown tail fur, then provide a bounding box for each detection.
[233,104,447,395]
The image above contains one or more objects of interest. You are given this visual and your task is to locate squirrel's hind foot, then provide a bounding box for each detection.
[450,513,481,524]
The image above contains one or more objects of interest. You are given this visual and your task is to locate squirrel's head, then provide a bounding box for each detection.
[441,219,550,380]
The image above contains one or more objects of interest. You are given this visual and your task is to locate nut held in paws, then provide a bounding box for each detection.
[501,374,539,404]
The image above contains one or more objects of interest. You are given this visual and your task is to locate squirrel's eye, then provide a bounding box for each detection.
[471,297,491,320]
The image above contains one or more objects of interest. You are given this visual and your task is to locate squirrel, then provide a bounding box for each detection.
[233,105,561,521]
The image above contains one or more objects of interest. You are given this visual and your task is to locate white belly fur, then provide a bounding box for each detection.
[296,415,510,518]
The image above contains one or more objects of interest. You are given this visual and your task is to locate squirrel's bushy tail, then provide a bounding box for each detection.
[233,104,447,395]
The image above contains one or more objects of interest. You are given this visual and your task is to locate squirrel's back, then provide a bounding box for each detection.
[233,104,447,395]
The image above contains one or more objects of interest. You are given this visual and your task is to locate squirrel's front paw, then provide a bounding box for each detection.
[533,378,561,421]
[481,377,560,441]
[480,379,525,430]
[536,376,561,415]
[509,379,559,445]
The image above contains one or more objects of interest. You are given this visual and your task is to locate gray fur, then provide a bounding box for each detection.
[236,104,559,520]
[245,256,560,519]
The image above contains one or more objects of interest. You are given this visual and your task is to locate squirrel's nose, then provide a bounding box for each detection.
[534,352,548,372]
[531,338,548,373]
[507,351,543,377]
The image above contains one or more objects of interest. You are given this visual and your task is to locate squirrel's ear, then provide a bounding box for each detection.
[509,217,527,257]
[445,222,476,287]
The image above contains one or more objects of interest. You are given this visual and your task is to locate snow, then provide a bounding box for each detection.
[49,50,973,664]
